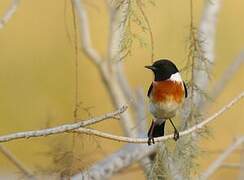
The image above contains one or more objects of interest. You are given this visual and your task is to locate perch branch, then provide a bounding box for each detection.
[200,136,244,180]
[0,145,34,178]
[70,92,243,179]
[0,0,19,29]
[0,106,127,143]
[74,92,243,143]
[0,91,240,177]
[72,88,242,179]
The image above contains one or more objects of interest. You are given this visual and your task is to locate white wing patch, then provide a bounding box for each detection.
[169,72,182,82]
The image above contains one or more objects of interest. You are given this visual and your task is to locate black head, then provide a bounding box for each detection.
[145,59,179,81]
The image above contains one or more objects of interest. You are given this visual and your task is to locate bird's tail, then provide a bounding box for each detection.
[148,121,166,161]
[148,121,166,138]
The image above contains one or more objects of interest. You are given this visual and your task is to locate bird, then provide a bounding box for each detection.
[145,59,187,145]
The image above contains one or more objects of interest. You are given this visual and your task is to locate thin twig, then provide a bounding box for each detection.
[0,145,34,178]
[74,92,243,143]
[221,163,240,169]
[0,0,19,29]
[211,51,244,99]
[239,142,244,180]
[71,0,80,122]
[72,0,102,65]
[200,136,244,180]
[0,106,127,143]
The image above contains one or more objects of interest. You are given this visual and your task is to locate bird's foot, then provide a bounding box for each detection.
[173,130,179,141]
[148,136,155,146]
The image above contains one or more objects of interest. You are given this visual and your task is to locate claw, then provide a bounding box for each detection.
[148,137,155,146]
[148,138,151,146]
[147,120,156,146]
[173,130,179,141]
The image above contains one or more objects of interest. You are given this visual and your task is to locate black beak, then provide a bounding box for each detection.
[145,65,156,71]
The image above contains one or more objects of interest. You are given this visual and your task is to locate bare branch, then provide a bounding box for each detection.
[211,51,244,99]
[0,145,34,178]
[0,106,127,143]
[115,62,136,106]
[97,63,137,137]
[72,0,102,65]
[221,163,240,169]
[176,1,221,178]
[200,136,244,180]
[71,144,156,180]
[73,0,136,137]
[134,88,147,136]
[1,90,241,178]
[74,92,243,143]
[0,0,19,29]
[106,0,138,137]
[106,1,152,175]
[71,91,242,179]
[239,143,244,180]
[194,0,220,107]
[181,0,221,129]
[0,77,240,179]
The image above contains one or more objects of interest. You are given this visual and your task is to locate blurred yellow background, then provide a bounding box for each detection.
[0,0,243,179]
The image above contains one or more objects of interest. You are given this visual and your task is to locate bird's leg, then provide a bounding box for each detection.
[147,120,155,145]
[169,118,179,141]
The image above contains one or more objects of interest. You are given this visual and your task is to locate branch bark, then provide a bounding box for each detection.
[211,51,244,99]
[193,0,220,106]
[72,0,102,65]
[0,0,19,29]
[0,145,34,179]
[73,0,136,137]
[70,92,243,179]
[0,89,241,178]
[73,92,243,143]
[239,143,244,180]
[71,144,156,180]
[200,136,244,180]
[0,106,127,143]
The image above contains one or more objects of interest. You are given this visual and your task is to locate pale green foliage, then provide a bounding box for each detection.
[113,0,155,62]
[148,144,169,180]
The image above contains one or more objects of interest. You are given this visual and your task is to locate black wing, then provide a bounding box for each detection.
[147,83,153,97]
[183,82,188,98]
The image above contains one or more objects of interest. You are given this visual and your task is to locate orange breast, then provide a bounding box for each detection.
[151,80,184,103]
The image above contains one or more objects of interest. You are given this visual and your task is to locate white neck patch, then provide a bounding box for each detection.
[169,72,182,82]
